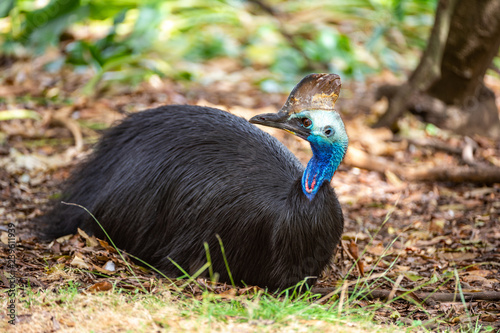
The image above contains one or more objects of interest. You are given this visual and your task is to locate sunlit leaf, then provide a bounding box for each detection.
[0,109,41,121]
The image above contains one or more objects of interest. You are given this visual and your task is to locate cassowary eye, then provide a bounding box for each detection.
[302,118,312,128]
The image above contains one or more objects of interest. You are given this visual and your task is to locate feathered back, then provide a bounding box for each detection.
[41,105,343,289]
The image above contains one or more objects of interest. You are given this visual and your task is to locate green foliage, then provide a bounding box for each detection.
[0,0,438,91]
[0,0,15,18]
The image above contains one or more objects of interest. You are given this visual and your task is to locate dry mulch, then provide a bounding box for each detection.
[1,56,499,331]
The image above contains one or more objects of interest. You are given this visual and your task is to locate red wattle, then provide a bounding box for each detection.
[305,173,317,194]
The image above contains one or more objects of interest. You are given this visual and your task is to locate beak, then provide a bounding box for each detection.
[249,112,310,140]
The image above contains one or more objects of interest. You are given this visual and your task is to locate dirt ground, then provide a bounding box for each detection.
[1,57,499,331]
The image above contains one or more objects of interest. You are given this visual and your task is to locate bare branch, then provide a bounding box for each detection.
[374,0,459,128]
[344,147,500,184]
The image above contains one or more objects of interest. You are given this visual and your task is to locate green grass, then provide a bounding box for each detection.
[12,283,403,333]
[10,276,497,333]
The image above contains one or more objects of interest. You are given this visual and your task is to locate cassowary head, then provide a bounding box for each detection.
[250,73,348,200]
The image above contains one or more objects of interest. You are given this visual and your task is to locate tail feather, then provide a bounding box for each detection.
[37,201,89,240]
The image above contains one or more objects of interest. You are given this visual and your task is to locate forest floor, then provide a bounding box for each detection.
[0,55,499,332]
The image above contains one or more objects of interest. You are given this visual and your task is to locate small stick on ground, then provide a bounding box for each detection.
[344,147,500,184]
[312,287,500,303]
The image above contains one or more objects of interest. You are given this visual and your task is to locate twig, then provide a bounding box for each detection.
[312,287,500,303]
[314,273,387,304]
[338,280,348,315]
[45,106,84,152]
[344,146,500,184]
[388,274,404,301]
[461,136,478,166]
[394,137,462,155]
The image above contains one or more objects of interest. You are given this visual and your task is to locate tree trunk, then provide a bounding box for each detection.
[375,0,500,138]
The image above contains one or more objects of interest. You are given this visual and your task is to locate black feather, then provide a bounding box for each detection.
[40,105,343,290]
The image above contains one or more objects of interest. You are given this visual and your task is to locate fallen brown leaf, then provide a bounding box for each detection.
[88,281,113,293]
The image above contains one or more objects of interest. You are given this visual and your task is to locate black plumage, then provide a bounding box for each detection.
[41,75,346,290]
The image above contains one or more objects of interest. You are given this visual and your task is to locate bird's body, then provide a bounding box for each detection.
[41,74,347,290]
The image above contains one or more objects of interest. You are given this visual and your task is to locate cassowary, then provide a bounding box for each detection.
[41,73,348,290]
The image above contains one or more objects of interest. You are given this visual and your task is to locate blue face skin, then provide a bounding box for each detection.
[290,110,348,200]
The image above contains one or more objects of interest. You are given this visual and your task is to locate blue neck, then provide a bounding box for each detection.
[301,136,347,200]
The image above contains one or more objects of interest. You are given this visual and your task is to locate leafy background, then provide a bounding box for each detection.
[1,0,438,93]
